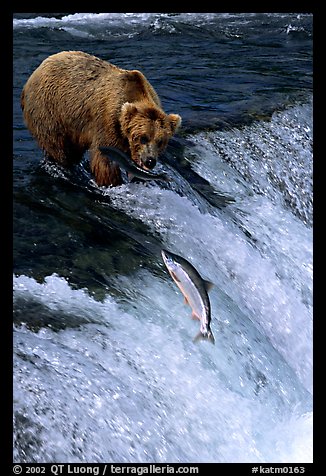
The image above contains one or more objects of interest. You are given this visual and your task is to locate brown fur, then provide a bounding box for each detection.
[21,51,181,186]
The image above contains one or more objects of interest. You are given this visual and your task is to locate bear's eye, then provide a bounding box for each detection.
[140,135,149,145]
[157,139,164,148]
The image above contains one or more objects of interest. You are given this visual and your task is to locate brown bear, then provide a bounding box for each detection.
[21,50,181,186]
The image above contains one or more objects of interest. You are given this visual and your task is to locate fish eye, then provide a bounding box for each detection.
[140,135,149,145]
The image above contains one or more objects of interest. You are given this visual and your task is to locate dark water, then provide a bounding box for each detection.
[13,13,313,463]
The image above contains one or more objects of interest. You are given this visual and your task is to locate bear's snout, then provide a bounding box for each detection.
[143,157,157,169]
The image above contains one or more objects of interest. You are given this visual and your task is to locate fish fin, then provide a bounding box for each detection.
[127,172,135,181]
[184,296,189,305]
[193,330,215,345]
[191,312,200,320]
[203,280,214,292]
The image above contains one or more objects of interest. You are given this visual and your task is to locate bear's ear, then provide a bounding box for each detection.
[121,102,138,122]
[168,113,182,133]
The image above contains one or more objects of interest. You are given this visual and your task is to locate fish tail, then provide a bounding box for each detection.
[193,329,215,345]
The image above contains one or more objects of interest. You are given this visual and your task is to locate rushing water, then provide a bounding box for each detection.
[13,13,313,463]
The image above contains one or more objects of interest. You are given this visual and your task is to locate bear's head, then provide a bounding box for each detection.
[120,102,181,170]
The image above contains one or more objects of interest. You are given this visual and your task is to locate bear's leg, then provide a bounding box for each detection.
[44,150,84,167]
[90,149,123,187]
[41,136,84,167]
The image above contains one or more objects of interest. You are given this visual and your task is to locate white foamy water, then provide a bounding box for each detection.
[12,12,234,29]
[101,104,313,393]
[13,103,313,463]
[14,270,312,463]
[12,13,217,39]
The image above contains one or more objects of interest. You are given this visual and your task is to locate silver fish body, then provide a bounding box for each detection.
[99,146,169,182]
[161,249,215,344]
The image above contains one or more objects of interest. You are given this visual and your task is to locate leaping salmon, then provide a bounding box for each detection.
[161,249,215,344]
